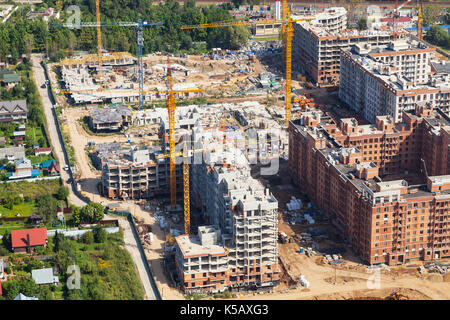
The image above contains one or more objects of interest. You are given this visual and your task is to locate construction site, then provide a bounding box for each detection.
[45,0,450,301]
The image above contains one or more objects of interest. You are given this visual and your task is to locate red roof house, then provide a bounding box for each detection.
[34,147,52,156]
[10,228,48,253]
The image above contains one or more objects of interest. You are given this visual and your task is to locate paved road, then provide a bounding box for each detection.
[30,54,86,207]
[119,218,158,300]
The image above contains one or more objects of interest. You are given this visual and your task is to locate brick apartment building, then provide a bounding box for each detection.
[289,104,449,265]
[292,7,402,86]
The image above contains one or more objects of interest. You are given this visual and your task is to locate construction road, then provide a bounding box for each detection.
[119,218,158,300]
[30,54,86,207]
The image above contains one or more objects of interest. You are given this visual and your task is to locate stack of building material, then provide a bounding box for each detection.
[298,274,310,288]
[304,214,315,225]
[286,196,302,211]
[170,229,182,237]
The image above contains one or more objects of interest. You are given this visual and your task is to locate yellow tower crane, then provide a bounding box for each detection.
[417,0,424,40]
[155,142,190,234]
[181,0,314,126]
[95,0,103,79]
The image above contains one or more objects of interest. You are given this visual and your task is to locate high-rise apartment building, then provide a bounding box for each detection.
[293,7,401,86]
[175,127,280,293]
[289,104,450,265]
[339,39,450,123]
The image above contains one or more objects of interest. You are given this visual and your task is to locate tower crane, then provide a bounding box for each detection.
[181,0,314,126]
[417,0,424,40]
[393,0,412,41]
[155,142,190,234]
[53,0,162,109]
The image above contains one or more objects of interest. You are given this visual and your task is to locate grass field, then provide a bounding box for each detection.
[28,154,52,164]
[25,126,48,147]
[0,201,36,218]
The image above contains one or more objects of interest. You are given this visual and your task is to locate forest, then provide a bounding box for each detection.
[0,0,253,61]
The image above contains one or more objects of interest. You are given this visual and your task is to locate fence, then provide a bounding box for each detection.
[127,213,162,300]
[41,61,90,205]
[107,210,130,217]
[0,175,60,184]
[0,216,28,222]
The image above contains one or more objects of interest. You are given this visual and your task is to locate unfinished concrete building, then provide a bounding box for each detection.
[293,7,403,86]
[100,145,182,199]
[60,53,203,105]
[174,127,280,294]
[289,104,450,265]
[88,106,132,132]
[339,40,449,123]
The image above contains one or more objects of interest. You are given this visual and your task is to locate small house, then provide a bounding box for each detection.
[28,213,43,226]
[9,157,33,180]
[10,228,48,253]
[31,268,59,285]
[0,69,20,89]
[14,293,39,300]
[12,130,26,146]
[40,160,60,176]
[34,147,52,156]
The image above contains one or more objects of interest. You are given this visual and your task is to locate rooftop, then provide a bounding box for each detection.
[11,228,47,248]
[175,234,228,258]
[31,268,59,285]
[90,106,132,124]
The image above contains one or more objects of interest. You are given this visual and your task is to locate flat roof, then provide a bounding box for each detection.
[175,234,228,258]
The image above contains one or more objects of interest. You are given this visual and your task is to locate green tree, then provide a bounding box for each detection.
[25,258,44,273]
[57,186,69,200]
[0,169,8,181]
[71,205,81,226]
[93,226,107,243]
[2,277,37,300]
[36,194,60,223]
[81,231,94,244]
[38,285,53,300]
[38,137,46,148]
[425,25,450,49]
[423,4,441,26]
[357,17,368,30]
[80,202,104,223]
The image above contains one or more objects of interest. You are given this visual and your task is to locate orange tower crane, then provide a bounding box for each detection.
[181,0,314,126]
